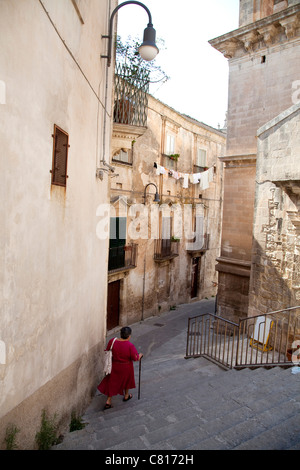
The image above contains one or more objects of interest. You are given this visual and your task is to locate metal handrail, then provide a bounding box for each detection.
[186,307,300,370]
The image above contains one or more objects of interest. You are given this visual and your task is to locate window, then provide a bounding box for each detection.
[51,125,69,187]
[162,216,172,240]
[112,149,132,165]
[166,134,175,156]
[196,149,207,168]
[109,217,126,271]
[194,148,207,173]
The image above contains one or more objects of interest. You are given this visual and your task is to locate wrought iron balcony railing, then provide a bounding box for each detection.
[114,63,149,127]
[108,243,138,273]
[153,239,179,261]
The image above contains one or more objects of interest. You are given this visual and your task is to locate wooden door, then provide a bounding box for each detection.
[107,280,120,331]
[191,257,200,298]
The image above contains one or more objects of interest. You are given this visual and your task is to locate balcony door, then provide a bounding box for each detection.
[191,257,200,298]
[109,217,126,271]
[161,216,172,257]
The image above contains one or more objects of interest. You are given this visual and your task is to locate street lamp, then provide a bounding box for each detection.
[102,1,159,67]
[144,183,160,203]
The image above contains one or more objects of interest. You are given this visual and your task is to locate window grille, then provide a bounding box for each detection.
[51,125,69,187]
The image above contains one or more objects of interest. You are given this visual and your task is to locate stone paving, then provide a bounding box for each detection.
[52,299,300,451]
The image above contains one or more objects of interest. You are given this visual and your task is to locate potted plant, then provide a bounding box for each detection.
[169,154,180,161]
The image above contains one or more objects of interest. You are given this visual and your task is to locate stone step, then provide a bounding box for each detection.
[53,363,300,450]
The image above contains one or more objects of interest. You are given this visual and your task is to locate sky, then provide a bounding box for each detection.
[116,0,240,129]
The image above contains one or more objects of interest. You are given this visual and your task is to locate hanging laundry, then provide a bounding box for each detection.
[163,168,169,179]
[170,169,179,180]
[208,167,214,182]
[192,173,201,184]
[199,167,214,189]
[183,174,189,188]
[155,163,166,176]
[154,161,214,190]
[199,170,209,190]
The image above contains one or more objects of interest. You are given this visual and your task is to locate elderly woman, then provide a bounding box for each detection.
[98,326,143,410]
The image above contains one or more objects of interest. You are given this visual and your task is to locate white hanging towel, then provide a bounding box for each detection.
[170,169,179,180]
[192,173,201,184]
[199,167,214,190]
[156,163,166,176]
[200,170,209,190]
[182,174,189,189]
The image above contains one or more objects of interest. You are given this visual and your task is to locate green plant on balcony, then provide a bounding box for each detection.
[168,154,180,161]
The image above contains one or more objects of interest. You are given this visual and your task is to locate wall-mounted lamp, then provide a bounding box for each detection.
[144,183,160,204]
[102,1,159,67]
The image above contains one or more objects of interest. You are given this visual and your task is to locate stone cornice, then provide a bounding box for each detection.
[112,123,147,140]
[219,154,257,168]
[209,4,300,59]
[112,122,147,152]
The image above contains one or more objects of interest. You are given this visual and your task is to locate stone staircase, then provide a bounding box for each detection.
[53,330,300,450]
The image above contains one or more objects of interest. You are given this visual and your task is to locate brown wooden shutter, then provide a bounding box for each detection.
[51,125,69,186]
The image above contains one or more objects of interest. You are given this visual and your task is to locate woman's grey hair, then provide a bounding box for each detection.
[120,326,132,339]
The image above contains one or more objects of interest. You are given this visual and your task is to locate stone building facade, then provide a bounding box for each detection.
[0,0,117,449]
[107,94,226,329]
[210,0,300,322]
[249,103,300,317]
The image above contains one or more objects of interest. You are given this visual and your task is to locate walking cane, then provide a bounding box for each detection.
[138,355,142,400]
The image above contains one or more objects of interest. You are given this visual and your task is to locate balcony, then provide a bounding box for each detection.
[108,243,138,273]
[153,239,179,262]
[193,165,208,174]
[186,234,209,255]
[114,63,149,127]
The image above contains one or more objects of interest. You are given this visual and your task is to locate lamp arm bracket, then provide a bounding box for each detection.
[102,1,153,66]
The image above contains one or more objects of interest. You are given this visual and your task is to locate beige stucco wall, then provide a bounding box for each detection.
[0,0,116,449]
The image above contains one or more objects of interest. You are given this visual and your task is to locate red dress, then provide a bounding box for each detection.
[98,338,140,397]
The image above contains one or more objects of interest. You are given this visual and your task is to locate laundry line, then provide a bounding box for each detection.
[154,162,214,190]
